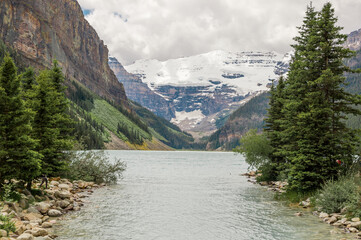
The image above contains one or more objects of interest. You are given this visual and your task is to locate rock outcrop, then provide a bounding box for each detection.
[124,50,289,132]
[0,0,128,106]
[345,28,361,51]
[109,57,174,119]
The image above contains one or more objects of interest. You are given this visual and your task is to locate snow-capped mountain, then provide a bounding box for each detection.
[122,50,289,133]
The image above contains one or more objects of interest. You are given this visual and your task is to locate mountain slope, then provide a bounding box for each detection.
[207,92,270,150]
[124,50,289,133]
[0,0,127,107]
[207,29,361,150]
[109,57,175,120]
[0,0,197,150]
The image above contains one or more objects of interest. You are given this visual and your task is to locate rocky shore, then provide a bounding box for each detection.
[243,171,361,239]
[0,179,102,240]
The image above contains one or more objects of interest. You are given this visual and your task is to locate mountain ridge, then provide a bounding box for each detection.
[112,50,289,134]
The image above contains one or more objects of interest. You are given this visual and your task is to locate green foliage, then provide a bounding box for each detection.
[234,129,276,181]
[234,129,272,169]
[130,101,204,149]
[315,176,360,214]
[69,103,105,149]
[64,151,126,184]
[67,80,95,112]
[209,92,270,150]
[0,183,21,202]
[0,213,16,237]
[32,66,74,176]
[0,55,42,184]
[264,77,287,179]
[106,99,150,135]
[90,99,151,144]
[262,3,361,192]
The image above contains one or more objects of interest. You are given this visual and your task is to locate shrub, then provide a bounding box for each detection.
[64,151,126,184]
[0,213,16,236]
[233,129,272,169]
[234,129,275,181]
[0,183,21,202]
[315,176,360,214]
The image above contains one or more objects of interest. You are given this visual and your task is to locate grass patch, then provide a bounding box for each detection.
[90,99,152,142]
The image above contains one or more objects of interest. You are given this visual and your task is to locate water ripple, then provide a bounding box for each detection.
[55,151,354,240]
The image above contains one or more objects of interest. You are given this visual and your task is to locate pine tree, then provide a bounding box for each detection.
[49,61,74,146]
[0,56,41,186]
[33,64,73,176]
[282,3,361,192]
[264,77,286,179]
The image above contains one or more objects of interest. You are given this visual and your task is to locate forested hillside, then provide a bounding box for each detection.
[0,0,199,150]
[206,92,269,150]
[208,30,361,151]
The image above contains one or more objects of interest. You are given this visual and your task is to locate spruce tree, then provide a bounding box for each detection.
[282,3,361,192]
[33,64,73,176]
[0,56,41,186]
[264,77,286,179]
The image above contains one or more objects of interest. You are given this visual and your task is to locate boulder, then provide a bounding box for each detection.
[17,233,34,240]
[348,227,359,233]
[58,184,70,190]
[31,228,48,237]
[47,209,62,217]
[19,198,29,210]
[327,216,338,224]
[50,181,59,187]
[57,200,70,209]
[0,230,7,237]
[41,222,53,228]
[350,221,361,228]
[5,202,22,214]
[77,181,87,189]
[30,219,43,225]
[14,219,26,235]
[27,206,41,214]
[319,212,329,218]
[54,190,71,199]
[23,213,43,222]
[35,203,51,215]
[352,217,361,222]
[294,212,303,216]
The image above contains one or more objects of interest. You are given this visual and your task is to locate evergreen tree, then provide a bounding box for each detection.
[281,3,361,192]
[0,56,41,187]
[49,61,74,144]
[264,77,286,179]
[33,64,73,176]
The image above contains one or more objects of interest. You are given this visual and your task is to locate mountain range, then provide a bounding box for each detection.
[111,50,290,137]
[0,0,197,150]
[206,28,361,150]
[1,0,360,151]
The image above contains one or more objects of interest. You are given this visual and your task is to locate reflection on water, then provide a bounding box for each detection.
[55,151,353,240]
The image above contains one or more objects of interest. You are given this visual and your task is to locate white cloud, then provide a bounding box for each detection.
[77,0,361,65]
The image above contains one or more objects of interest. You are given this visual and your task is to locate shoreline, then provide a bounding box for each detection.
[0,179,102,240]
[243,172,361,239]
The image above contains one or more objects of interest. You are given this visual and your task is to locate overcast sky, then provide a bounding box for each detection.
[77,0,361,65]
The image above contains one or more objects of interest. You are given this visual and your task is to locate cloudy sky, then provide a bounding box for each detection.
[77,0,361,65]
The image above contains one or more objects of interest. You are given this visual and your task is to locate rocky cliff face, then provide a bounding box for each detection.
[125,50,289,132]
[345,28,361,51]
[0,0,127,106]
[109,57,174,119]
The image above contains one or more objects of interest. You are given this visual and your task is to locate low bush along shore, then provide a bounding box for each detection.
[0,178,103,240]
[244,171,361,239]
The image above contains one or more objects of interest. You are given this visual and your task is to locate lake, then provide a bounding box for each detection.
[55,151,351,240]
